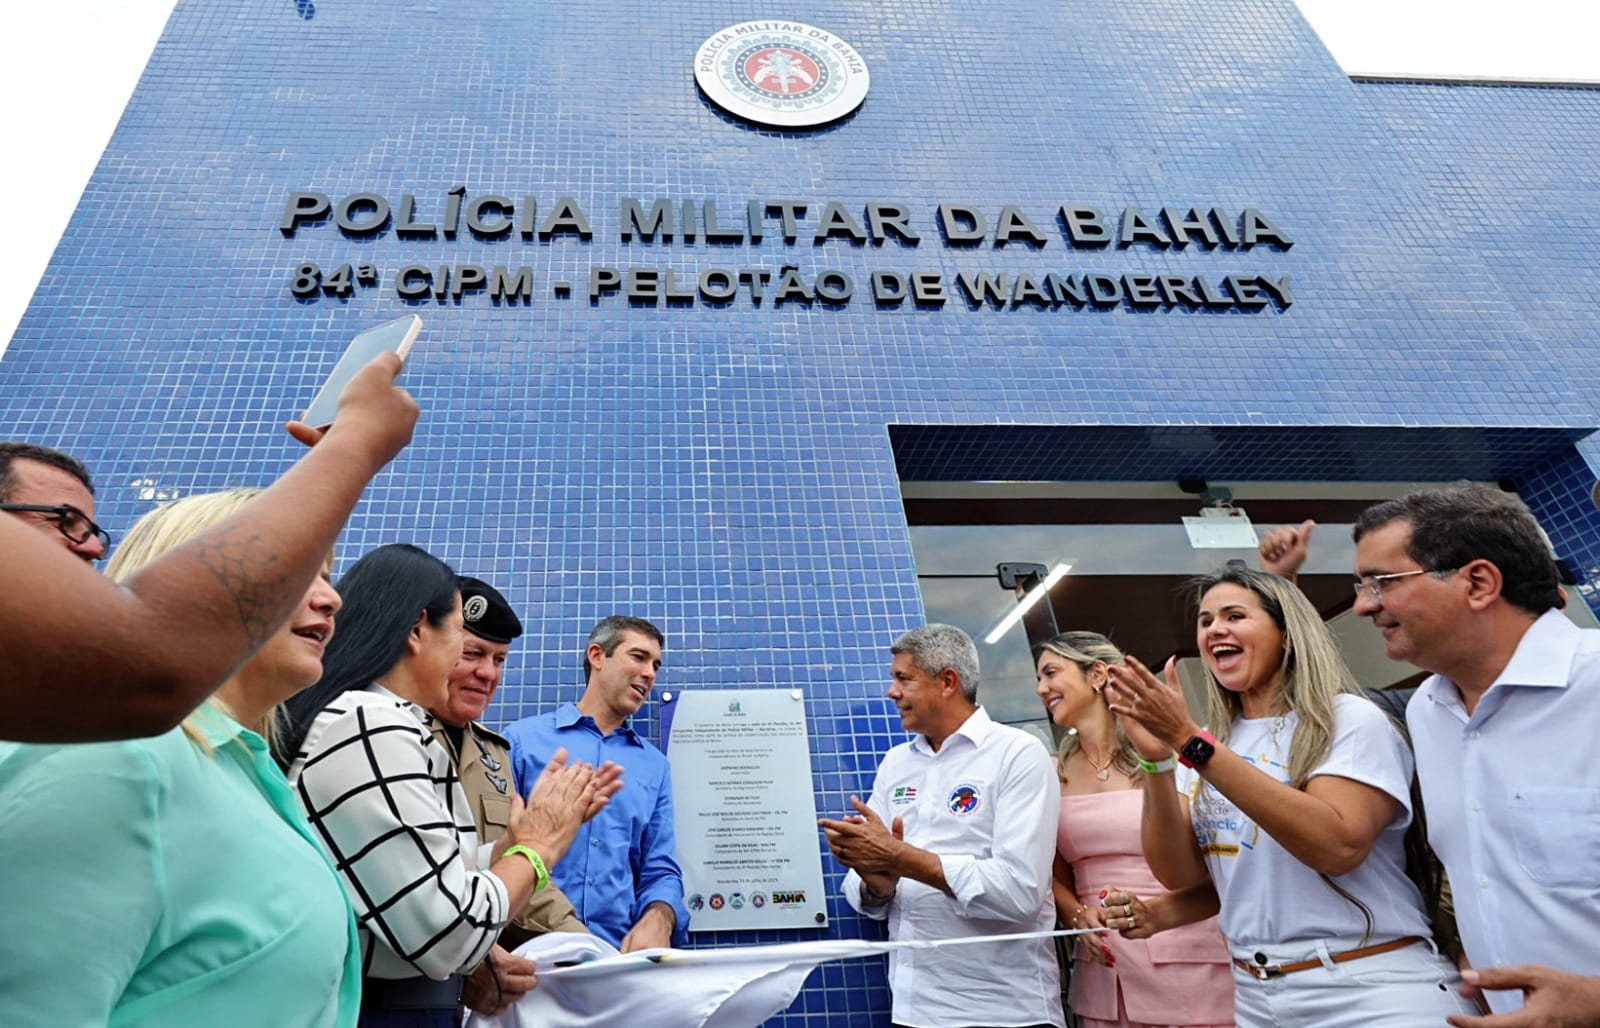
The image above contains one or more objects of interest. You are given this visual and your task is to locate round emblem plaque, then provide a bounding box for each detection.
[695,21,870,128]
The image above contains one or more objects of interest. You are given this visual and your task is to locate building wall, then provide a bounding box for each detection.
[3,0,1598,1020]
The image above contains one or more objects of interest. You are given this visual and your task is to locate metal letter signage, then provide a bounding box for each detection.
[695,22,870,129]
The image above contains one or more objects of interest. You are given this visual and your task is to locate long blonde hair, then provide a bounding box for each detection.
[1036,631,1143,782]
[105,488,278,752]
[1189,565,1360,788]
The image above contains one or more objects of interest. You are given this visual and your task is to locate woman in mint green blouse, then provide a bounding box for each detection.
[0,490,362,1027]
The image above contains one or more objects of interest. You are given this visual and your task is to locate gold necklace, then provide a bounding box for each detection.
[1080,746,1113,782]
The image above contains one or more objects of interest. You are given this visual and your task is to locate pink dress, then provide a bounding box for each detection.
[1057,790,1234,1028]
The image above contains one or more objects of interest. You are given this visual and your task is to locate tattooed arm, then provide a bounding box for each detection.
[0,353,417,743]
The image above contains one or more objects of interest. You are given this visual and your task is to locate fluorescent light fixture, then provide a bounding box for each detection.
[984,562,1072,644]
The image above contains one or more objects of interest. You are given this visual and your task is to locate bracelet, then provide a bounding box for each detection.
[1137,755,1177,775]
[861,883,896,906]
[503,844,550,892]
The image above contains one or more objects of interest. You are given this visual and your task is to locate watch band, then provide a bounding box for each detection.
[1137,755,1177,775]
[503,844,550,892]
[1177,730,1219,770]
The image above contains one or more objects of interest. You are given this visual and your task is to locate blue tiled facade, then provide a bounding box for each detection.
[4,0,1599,1021]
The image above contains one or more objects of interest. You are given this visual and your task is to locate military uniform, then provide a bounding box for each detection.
[430,716,588,946]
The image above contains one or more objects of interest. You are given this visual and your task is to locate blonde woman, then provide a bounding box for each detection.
[0,489,363,1027]
[1106,565,1474,1027]
[1037,631,1233,1028]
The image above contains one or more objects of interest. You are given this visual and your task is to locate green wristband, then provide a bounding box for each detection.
[1137,755,1177,775]
[504,844,550,892]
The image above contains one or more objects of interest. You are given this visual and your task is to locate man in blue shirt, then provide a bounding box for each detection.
[504,616,690,951]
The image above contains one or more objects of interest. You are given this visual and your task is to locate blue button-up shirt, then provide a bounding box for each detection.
[505,702,689,947]
[1408,610,1600,1014]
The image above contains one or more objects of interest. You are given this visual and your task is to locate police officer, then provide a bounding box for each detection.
[429,577,587,1015]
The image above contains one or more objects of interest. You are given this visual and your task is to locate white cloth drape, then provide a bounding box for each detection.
[466,928,1098,1028]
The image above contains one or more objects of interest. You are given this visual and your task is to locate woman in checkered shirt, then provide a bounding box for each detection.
[278,543,619,1027]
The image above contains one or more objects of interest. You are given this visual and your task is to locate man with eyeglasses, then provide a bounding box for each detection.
[0,442,109,562]
[1350,482,1600,1026]
[0,352,419,744]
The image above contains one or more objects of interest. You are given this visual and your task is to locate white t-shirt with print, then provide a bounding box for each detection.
[1175,693,1432,951]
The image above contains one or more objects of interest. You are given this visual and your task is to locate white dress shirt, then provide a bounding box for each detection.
[288,686,510,982]
[1408,610,1600,1014]
[842,706,1063,1028]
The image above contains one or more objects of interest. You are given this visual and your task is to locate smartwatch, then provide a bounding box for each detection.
[504,844,551,892]
[1177,730,1218,770]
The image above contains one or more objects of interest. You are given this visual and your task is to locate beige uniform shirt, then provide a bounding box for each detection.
[430,718,589,946]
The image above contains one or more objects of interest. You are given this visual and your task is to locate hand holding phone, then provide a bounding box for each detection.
[299,315,423,429]
[285,351,419,460]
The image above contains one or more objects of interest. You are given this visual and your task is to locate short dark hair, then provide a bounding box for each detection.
[276,543,460,766]
[0,442,94,501]
[583,615,665,678]
[1353,482,1562,616]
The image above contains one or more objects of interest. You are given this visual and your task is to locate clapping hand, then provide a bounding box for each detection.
[1105,655,1196,757]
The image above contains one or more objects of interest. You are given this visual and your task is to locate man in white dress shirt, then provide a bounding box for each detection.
[821,624,1063,1028]
[1352,482,1600,1024]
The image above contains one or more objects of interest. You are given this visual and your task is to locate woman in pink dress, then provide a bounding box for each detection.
[1037,631,1234,1028]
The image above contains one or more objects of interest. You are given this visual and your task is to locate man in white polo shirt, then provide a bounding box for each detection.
[1352,482,1600,1023]
[821,624,1063,1028]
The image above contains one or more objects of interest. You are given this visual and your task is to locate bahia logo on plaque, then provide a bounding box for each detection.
[695,21,870,128]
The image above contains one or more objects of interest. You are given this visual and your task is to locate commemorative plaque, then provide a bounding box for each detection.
[662,689,829,931]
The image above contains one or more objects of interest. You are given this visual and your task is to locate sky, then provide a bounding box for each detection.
[2,1,1597,353]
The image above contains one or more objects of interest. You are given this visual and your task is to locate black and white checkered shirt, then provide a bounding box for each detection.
[286,686,509,981]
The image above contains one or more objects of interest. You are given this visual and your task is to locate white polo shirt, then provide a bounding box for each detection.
[841,706,1063,1028]
[1408,610,1600,1014]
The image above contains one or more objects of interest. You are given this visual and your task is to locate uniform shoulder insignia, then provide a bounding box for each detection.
[471,722,512,750]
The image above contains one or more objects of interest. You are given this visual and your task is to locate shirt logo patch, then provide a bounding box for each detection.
[947,784,982,816]
[891,785,918,804]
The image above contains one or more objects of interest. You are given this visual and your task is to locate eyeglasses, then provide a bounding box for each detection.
[1352,567,1458,601]
[0,503,112,551]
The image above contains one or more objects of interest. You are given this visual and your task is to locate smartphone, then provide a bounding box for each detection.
[300,314,423,428]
